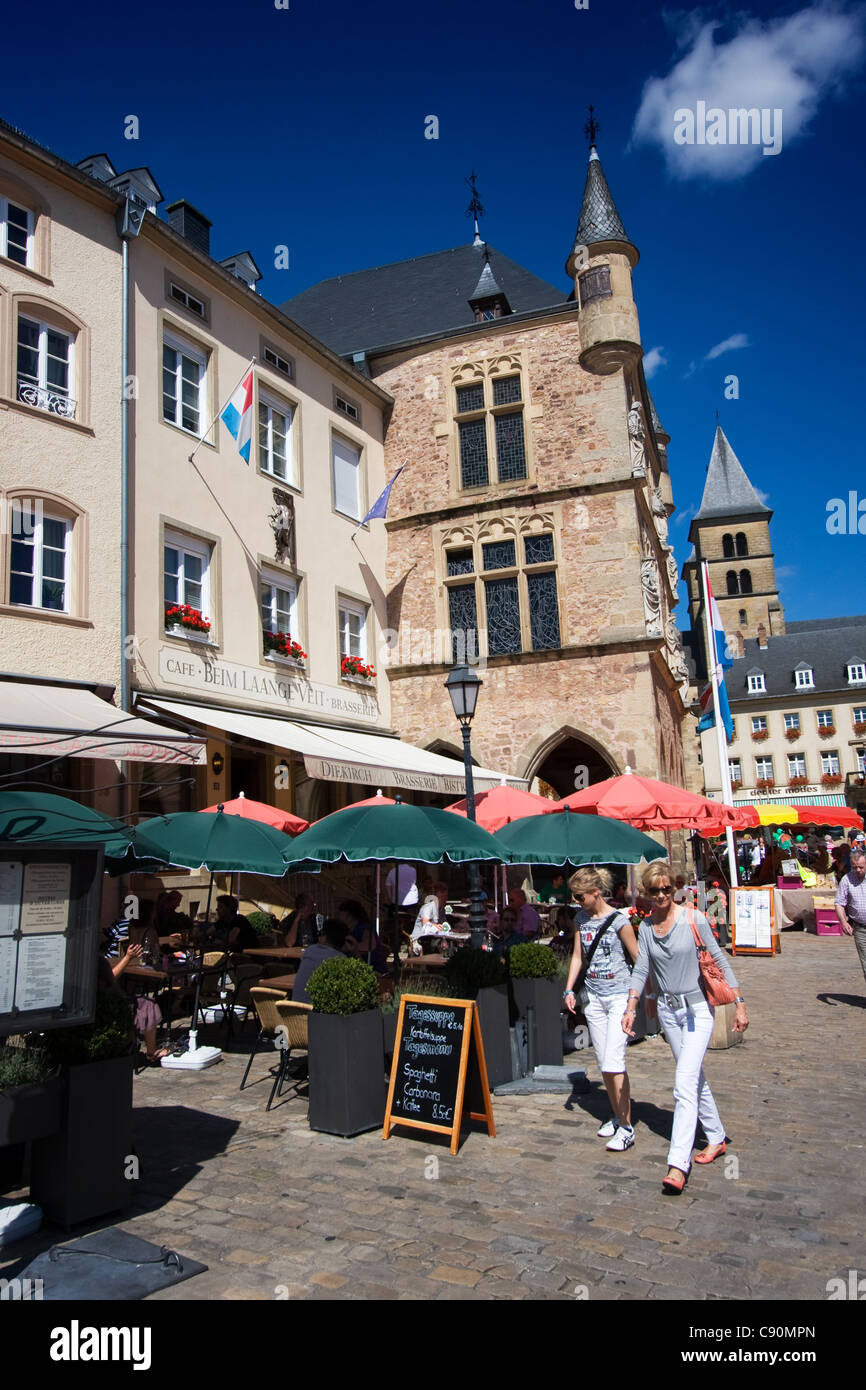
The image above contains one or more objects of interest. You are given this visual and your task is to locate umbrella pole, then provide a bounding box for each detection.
[188,871,215,1049]
[391,861,401,985]
[373,862,379,967]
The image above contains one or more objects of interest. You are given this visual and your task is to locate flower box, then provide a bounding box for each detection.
[730,780,743,792]
[755,778,775,791]
[821,773,843,786]
[854,722,866,737]
[818,726,837,738]
[340,656,376,682]
[787,777,809,789]
[164,604,211,636]
[263,630,306,664]
[751,729,769,742]
[784,728,801,741]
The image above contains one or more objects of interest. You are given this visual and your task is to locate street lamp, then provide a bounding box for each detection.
[445,665,488,949]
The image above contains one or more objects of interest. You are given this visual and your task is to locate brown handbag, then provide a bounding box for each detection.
[686,910,737,1006]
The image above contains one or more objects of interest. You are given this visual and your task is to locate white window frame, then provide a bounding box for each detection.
[728,759,741,783]
[8,508,70,613]
[258,388,296,485]
[162,331,208,437]
[795,668,814,689]
[169,282,206,318]
[260,575,299,648]
[163,531,212,637]
[783,713,800,732]
[338,595,368,662]
[0,195,34,267]
[17,315,75,414]
[847,663,866,685]
[755,756,774,781]
[816,709,834,729]
[747,673,765,693]
[331,434,362,522]
[263,345,292,378]
[751,715,767,733]
[820,751,840,776]
[787,754,807,779]
[854,707,866,725]
[857,747,866,775]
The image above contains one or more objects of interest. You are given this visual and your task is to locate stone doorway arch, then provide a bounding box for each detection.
[521,725,618,799]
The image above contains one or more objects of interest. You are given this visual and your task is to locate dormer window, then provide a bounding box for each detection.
[468,254,511,323]
[795,665,814,690]
[747,671,765,694]
[848,662,866,685]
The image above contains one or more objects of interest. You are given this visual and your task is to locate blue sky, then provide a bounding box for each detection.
[5,0,865,623]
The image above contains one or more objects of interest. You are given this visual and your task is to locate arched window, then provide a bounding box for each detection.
[726,570,740,595]
[735,532,748,557]
[722,534,735,558]
[3,489,85,617]
[740,569,753,594]
[739,608,747,625]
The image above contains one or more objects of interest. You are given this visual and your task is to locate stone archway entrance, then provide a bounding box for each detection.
[529,733,616,799]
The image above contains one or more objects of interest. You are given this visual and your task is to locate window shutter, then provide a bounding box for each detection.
[332,438,360,519]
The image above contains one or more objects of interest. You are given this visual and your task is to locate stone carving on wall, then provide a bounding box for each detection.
[628,399,646,477]
[269,489,296,566]
[665,548,679,594]
[665,612,691,699]
[640,556,663,637]
[651,486,669,546]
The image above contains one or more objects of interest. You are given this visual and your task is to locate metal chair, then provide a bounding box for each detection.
[268,1000,312,1110]
[239,987,290,1092]
[223,958,264,1036]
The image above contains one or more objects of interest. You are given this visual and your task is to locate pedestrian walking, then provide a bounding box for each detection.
[622,861,748,1194]
[564,866,639,1152]
[834,848,866,985]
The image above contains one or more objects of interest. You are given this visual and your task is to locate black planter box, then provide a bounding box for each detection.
[382,1010,398,1059]
[475,984,512,1088]
[0,1076,61,1147]
[309,1010,385,1137]
[511,977,563,1068]
[30,1056,134,1227]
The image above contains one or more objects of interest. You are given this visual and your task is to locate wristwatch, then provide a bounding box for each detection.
[734,996,745,1004]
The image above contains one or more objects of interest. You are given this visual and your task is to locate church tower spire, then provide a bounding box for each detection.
[567,111,642,376]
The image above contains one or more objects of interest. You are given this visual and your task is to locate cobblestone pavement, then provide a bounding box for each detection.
[4,931,865,1302]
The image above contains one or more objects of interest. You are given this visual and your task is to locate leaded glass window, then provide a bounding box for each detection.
[456,383,484,413]
[524,534,554,565]
[528,571,561,651]
[446,549,474,577]
[492,375,521,406]
[482,540,515,571]
[484,577,521,655]
[459,419,489,487]
[448,584,478,664]
[495,413,526,481]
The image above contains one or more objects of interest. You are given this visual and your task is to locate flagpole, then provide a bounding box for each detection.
[188,356,256,465]
[701,560,739,886]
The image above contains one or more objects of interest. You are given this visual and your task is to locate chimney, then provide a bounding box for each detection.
[757,623,768,649]
[165,200,212,256]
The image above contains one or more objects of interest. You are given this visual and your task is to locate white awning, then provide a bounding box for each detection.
[139,697,527,795]
[0,683,206,764]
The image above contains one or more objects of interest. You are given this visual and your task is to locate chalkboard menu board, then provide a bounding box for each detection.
[383,995,495,1155]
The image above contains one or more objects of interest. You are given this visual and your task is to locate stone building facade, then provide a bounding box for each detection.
[285,144,691,798]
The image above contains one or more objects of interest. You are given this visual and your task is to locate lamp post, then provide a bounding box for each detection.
[445,665,488,950]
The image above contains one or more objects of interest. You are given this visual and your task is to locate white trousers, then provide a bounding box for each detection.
[584,991,630,1075]
[657,998,725,1172]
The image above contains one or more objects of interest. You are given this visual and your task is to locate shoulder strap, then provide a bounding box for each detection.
[582,912,619,966]
[684,906,706,949]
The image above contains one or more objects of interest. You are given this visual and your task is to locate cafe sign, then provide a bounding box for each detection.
[158,647,380,725]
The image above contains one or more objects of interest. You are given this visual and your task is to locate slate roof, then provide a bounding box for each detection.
[280,243,567,357]
[469,258,507,304]
[724,619,866,703]
[573,148,633,249]
[693,425,771,524]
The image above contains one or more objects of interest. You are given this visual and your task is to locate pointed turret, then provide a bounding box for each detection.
[568,118,642,376]
[468,246,512,321]
[691,425,772,528]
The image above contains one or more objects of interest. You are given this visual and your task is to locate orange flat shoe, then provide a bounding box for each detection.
[694,1141,727,1165]
[662,1168,687,1194]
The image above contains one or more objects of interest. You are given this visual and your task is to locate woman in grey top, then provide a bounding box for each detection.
[622,861,749,1194]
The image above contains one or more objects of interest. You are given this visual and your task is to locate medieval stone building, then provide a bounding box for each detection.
[284,142,691,797]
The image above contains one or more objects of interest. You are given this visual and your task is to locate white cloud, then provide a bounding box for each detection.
[673,503,698,528]
[755,487,772,505]
[705,332,750,360]
[643,346,668,378]
[632,6,865,179]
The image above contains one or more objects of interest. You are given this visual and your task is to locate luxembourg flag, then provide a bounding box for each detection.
[220,369,253,464]
[697,571,734,741]
[709,579,733,672]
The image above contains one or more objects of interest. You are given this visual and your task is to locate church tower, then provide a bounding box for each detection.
[566,118,642,376]
[683,425,785,669]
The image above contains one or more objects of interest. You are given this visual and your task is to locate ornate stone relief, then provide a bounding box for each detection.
[640,554,663,637]
[628,399,646,477]
[651,486,669,546]
[664,612,691,700]
[269,489,296,566]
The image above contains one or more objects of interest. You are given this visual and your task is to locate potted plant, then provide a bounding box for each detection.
[0,1045,60,1147]
[819,725,837,739]
[751,728,769,742]
[507,942,562,1068]
[306,956,385,1136]
[821,772,843,786]
[730,779,743,793]
[30,990,136,1226]
[788,776,809,789]
[784,727,801,741]
[443,948,510,1089]
[340,655,376,683]
[854,721,866,737]
[164,602,211,636]
[263,630,306,665]
[381,977,450,1060]
[246,910,279,945]
[755,777,775,792]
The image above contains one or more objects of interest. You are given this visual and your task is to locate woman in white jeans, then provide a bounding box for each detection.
[623,861,749,1194]
[564,867,639,1152]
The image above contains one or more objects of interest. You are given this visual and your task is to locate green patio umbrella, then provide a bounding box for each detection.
[495,806,666,866]
[129,808,297,875]
[0,791,132,857]
[282,801,510,870]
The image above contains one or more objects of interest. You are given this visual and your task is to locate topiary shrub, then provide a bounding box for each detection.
[42,991,135,1067]
[444,947,506,999]
[0,1045,54,1089]
[307,956,379,1015]
[247,911,278,935]
[507,942,558,980]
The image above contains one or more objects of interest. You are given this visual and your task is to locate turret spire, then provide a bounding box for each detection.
[465,171,484,247]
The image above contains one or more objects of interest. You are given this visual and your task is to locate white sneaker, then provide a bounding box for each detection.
[597,1118,617,1138]
[606,1125,635,1152]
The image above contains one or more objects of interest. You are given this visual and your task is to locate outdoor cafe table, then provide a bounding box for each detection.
[255,974,294,995]
[119,961,195,1045]
[241,947,304,962]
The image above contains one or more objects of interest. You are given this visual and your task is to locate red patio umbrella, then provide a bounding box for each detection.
[444,780,555,833]
[554,769,742,832]
[201,791,309,836]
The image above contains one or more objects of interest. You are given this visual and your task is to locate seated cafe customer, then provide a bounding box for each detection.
[281,893,318,948]
[508,888,541,938]
[410,881,449,954]
[338,899,386,972]
[210,895,258,952]
[292,920,350,1005]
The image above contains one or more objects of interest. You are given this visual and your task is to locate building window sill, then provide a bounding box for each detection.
[164,625,214,644]
[0,603,92,628]
[341,673,376,689]
[264,652,306,673]
[0,256,53,286]
[0,393,93,434]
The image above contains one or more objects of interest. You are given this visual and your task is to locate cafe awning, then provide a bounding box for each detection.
[0,681,206,764]
[139,696,528,795]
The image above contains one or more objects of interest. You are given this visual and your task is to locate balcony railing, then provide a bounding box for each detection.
[17,380,76,419]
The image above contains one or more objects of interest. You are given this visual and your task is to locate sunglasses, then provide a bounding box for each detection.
[648,885,673,895]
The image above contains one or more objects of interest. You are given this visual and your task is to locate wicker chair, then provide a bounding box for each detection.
[240,987,290,1092]
[267,1000,312,1111]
